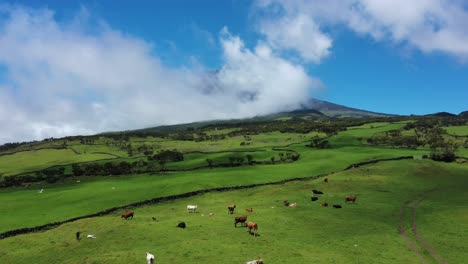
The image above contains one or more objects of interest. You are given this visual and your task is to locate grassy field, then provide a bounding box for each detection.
[0,149,116,176]
[0,145,428,233]
[443,125,468,136]
[0,121,466,264]
[0,160,466,263]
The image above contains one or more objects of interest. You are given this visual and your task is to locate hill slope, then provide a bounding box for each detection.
[134,98,392,133]
[305,98,392,118]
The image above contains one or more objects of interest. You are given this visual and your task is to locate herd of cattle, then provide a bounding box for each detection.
[116,177,357,263]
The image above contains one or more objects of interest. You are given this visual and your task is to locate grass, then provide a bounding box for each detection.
[0,149,116,177]
[0,160,466,263]
[0,145,428,233]
[443,126,468,136]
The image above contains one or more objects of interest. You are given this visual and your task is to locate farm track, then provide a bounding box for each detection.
[399,191,447,264]
[0,156,414,240]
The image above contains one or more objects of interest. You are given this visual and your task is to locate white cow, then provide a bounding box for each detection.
[146,252,155,264]
[87,234,96,239]
[187,205,198,213]
[245,259,263,264]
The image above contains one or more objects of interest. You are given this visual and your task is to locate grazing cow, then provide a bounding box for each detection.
[235,216,248,227]
[75,231,81,241]
[345,196,357,203]
[121,211,134,220]
[324,178,328,183]
[228,204,236,214]
[311,196,319,201]
[146,252,155,264]
[312,189,324,195]
[283,200,290,206]
[209,213,214,216]
[246,221,258,237]
[152,217,159,222]
[289,202,297,208]
[177,222,186,229]
[333,205,342,209]
[246,208,253,213]
[87,234,96,238]
[246,258,263,264]
[187,205,198,213]
[321,202,329,207]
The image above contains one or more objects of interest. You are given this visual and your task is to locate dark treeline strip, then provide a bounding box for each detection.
[344,156,414,170]
[0,156,415,240]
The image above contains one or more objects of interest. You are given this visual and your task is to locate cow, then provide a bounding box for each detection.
[321,202,329,207]
[246,208,253,213]
[312,189,324,195]
[146,252,155,264]
[235,216,248,227]
[333,205,342,209]
[246,258,263,264]
[311,196,319,201]
[75,231,81,241]
[87,234,96,238]
[177,222,186,229]
[228,204,236,214]
[324,178,328,183]
[187,205,198,213]
[121,211,134,220]
[152,217,159,222]
[345,196,357,203]
[246,221,258,237]
[283,200,290,206]
[289,202,297,208]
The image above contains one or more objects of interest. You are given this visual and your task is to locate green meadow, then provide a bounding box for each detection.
[0,149,116,176]
[0,160,466,264]
[0,119,466,263]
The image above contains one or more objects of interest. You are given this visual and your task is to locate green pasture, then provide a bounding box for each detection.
[329,122,407,147]
[1,160,466,263]
[130,131,323,153]
[0,145,428,233]
[0,149,116,177]
[443,125,468,136]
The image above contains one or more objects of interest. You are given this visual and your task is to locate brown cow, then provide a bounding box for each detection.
[228,204,236,214]
[246,221,258,237]
[121,211,134,220]
[321,202,328,207]
[324,178,328,183]
[235,216,248,227]
[345,196,357,203]
[246,208,253,213]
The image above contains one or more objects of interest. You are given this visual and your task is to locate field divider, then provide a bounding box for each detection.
[0,156,414,240]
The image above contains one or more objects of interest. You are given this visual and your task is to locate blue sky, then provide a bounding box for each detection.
[0,0,467,143]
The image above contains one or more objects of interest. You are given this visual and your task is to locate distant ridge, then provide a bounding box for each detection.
[304,98,393,118]
[458,111,468,118]
[129,98,393,134]
[425,112,457,117]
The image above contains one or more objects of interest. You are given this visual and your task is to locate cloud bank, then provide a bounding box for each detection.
[257,0,468,61]
[0,6,318,144]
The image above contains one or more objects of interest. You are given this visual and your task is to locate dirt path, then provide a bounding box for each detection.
[399,191,447,264]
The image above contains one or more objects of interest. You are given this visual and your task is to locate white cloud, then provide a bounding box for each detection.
[257,0,468,60]
[0,6,319,144]
[259,14,332,63]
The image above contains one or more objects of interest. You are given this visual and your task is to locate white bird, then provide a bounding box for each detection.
[38,189,44,194]
[87,234,96,239]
